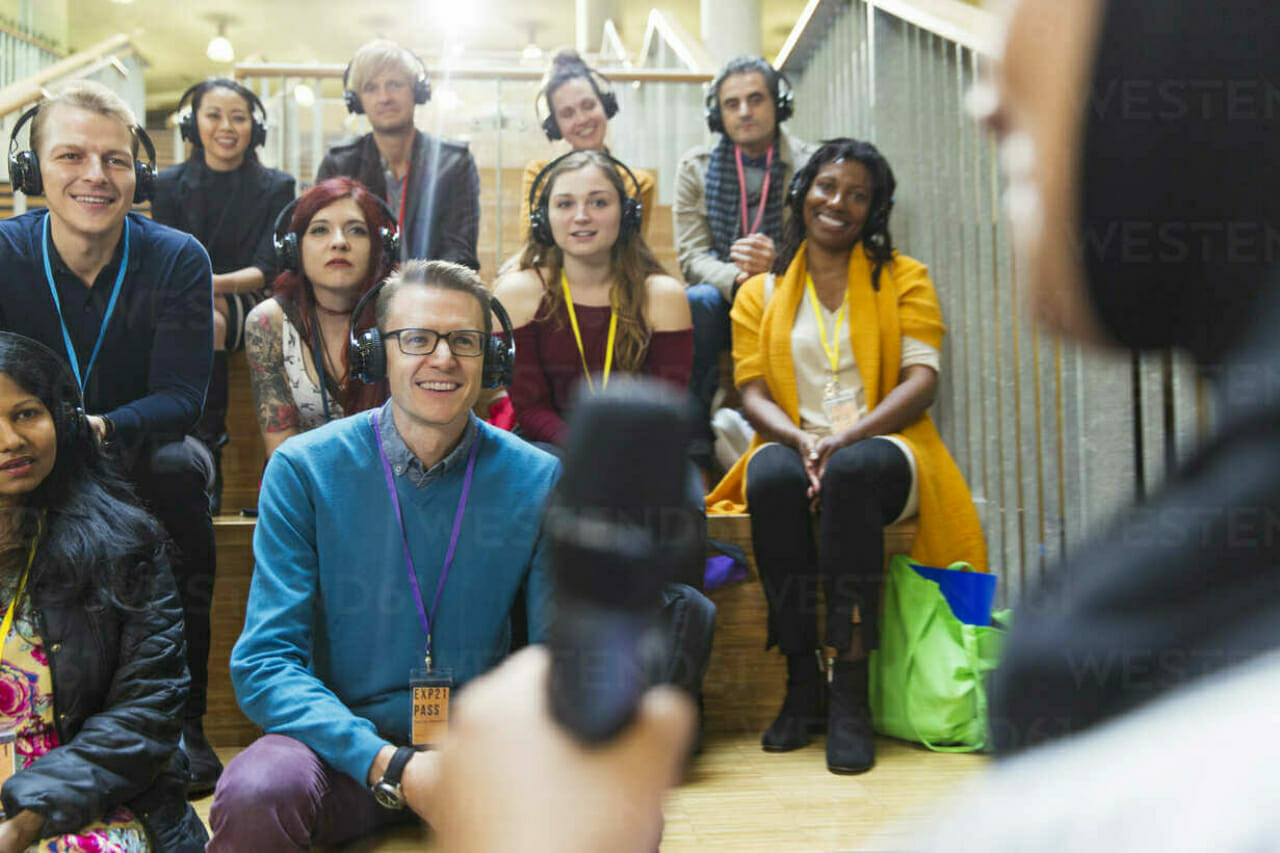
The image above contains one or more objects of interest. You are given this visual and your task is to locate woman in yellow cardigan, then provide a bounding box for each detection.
[707,138,986,774]
[517,50,656,244]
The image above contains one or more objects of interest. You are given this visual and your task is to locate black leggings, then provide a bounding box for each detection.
[746,438,910,654]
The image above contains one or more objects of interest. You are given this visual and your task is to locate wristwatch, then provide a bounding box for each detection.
[371,746,416,810]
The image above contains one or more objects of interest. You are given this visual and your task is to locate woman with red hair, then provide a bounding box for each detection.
[244,177,397,457]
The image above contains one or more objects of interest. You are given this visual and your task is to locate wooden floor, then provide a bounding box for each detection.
[192,734,986,851]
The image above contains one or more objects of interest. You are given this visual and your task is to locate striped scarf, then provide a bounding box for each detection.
[703,134,788,262]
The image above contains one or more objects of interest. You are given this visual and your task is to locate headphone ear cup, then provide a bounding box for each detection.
[133,162,155,204]
[350,328,386,384]
[541,113,562,142]
[275,232,300,274]
[179,111,197,145]
[10,151,42,197]
[620,198,642,242]
[530,203,553,247]
[344,89,364,115]
[704,89,724,135]
[381,227,400,267]
[600,89,619,120]
[252,118,268,149]
[414,78,431,105]
[482,334,513,389]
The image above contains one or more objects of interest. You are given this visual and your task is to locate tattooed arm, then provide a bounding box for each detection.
[244,300,302,458]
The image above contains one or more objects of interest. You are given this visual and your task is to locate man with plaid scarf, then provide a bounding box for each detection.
[674,56,815,468]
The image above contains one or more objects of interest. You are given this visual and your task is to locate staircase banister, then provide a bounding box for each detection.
[0,34,138,117]
[233,64,711,84]
[777,0,1001,72]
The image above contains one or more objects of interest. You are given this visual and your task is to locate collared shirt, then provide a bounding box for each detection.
[376,399,479,489]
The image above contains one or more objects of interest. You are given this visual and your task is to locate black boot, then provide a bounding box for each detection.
[181,716,223,798]
[762,652,826,752]
[827,659,875,774]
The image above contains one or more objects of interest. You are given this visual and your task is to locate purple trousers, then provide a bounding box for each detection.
[206,734,416,851]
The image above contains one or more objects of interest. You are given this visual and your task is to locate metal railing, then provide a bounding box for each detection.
[229,16,714,270]
[777,0,1206,604]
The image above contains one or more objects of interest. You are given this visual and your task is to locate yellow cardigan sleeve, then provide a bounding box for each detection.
[731,274,768,387]
[892,255,946,351]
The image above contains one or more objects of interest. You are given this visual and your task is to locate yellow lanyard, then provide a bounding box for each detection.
[805,274,848,381]
[561,273,617,393]
[0,519,40,660]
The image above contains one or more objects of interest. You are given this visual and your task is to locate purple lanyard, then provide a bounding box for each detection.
[372,410,479,670]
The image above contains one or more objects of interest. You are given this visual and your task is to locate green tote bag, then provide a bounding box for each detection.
[868,555,1010,752]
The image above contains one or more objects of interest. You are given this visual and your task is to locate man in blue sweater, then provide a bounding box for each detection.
[209,260,559,849]
[0,81,220,792]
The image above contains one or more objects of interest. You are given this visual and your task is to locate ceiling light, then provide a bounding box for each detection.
[206,17,234,63]
[522,43,543,61]
[207,36,234,63]
[293,84,316,107]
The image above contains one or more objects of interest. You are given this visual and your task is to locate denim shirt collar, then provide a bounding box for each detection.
[376,400,478,489]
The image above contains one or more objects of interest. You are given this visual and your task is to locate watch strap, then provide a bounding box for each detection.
[382,745,416,787]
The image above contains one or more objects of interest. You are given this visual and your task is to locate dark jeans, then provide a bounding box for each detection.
[746,439,910,654]
[207,734,415,851]
[686,283,732,443]
[123,436,216,718]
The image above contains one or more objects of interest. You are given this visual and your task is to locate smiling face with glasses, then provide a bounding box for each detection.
[383,283,489,456]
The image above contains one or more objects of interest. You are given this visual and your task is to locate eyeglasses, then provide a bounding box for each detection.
[385,328,486,358]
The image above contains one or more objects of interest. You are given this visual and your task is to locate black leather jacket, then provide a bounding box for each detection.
[0,555,207,851]
[316,130,481,271]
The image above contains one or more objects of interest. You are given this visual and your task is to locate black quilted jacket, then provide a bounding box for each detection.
[0,554,207,850]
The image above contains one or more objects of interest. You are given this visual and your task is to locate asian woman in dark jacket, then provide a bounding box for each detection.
[0,332,205,852]
[151,77,295,513]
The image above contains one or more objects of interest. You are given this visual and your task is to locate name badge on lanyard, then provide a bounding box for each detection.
[807,275,860,435]
[410,667,453,750]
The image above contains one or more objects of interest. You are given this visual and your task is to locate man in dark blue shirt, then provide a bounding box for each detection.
[0,80,221,793]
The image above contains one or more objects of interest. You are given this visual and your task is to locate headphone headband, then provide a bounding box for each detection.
[526,150,644,247]
[8,100,158,203]
[343,47,432,114]
[272,186,401,275]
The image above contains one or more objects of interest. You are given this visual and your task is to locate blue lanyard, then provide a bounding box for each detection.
[41,214,131,394]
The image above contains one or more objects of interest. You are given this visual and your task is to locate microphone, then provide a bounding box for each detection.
[546,376,698,743]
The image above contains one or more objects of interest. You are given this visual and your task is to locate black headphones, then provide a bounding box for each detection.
[177,78,268,150]
[272,191,401,274]
[343,49,431,115]
[348,278,516,389]
[704,59,794,135]
[7,102,157,203]
[527,151,643,247]
[537,67,620,142]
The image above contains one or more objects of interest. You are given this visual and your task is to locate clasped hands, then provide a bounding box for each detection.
[796,426,862,513]
[731,234,776,284]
